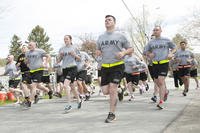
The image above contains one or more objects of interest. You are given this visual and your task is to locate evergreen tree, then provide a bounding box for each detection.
[28,25,53,53]
[9,34,22,60]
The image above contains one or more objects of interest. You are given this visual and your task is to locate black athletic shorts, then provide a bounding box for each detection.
[9,79,20,88]
[152,63,169,79]
[42,75,50,84]
[98,69,101,77]
[30,70,43,83]
[101,64,125,86]
[125,72,139,85]
[140,72,148,81]
[76,70,87,81]
[190,69,198,77]
[85,75,92,85]
[178,66,191,77]
[57,75,64,83]
[63,66,77,83]
[22,71,32,84]
[148,65,154,79]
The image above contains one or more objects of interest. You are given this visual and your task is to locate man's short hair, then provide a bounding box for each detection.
[154,25,162,30]
[105,15,116,23]
[25,41,38,46]
[180,40,187,44]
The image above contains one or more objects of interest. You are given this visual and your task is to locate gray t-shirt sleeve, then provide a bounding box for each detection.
[143,42,151,54]
[121,34,131,49]
[190,51,194,58]
[167,39,176,49]
[39,49,47,57]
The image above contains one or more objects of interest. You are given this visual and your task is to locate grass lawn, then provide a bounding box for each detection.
[0,100,16,106]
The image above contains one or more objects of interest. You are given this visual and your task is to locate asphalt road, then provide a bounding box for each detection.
[0,78,199,133]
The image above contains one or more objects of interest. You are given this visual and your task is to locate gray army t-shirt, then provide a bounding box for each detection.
[76,51,91,72]
[4,61,20,79]
[25,48,47,70]
[124,55,141,74]
[59,44,79,69]
[97,31,131,64]
[174,49,194,65]
[144,37,176,61]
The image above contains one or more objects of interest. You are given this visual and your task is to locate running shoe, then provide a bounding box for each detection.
[33,95,39,104]
[124,92,129,96]
[128,95,134,101]
[182,88,188,96]
[151,96,157,102]
[118,89,124,101]
[48,90,53,99]
[157,100,164,109]
[85,94,90,101]
[77,101,82,109]
[145,84,149,91]
[182,92,187,96]
[53,92,62,98]
[164,90,169,102]
[64,105,72,112]
[105,112,116,123]
[23,100,31,108]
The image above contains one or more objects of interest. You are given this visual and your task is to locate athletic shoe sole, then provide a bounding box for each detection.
[77,101,82,109]
[64,106,72,113]
[182,92,187,96]
[157,104,164,109]
[105,118,116,123]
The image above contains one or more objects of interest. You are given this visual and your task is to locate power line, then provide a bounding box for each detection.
[121,0,140,28]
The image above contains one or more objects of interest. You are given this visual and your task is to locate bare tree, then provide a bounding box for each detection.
[122,3,163,58]
[78,33,97,57]
[181,9,200,43]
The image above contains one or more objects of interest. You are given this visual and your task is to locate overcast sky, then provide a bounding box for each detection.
[0,0,199,58]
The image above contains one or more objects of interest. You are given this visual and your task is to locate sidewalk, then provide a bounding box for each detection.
[164,91,200,133]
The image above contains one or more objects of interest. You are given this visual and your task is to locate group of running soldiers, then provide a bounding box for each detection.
[1,15,199,123]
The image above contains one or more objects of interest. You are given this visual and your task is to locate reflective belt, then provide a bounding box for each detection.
[21,71,30,74]
[178,65,191,68]
[153,59,169,65]
[131,72,140,76]
[10,77,21,80]
[43,74,50,76]
[30,68,44,73]
[101,61,124,68]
